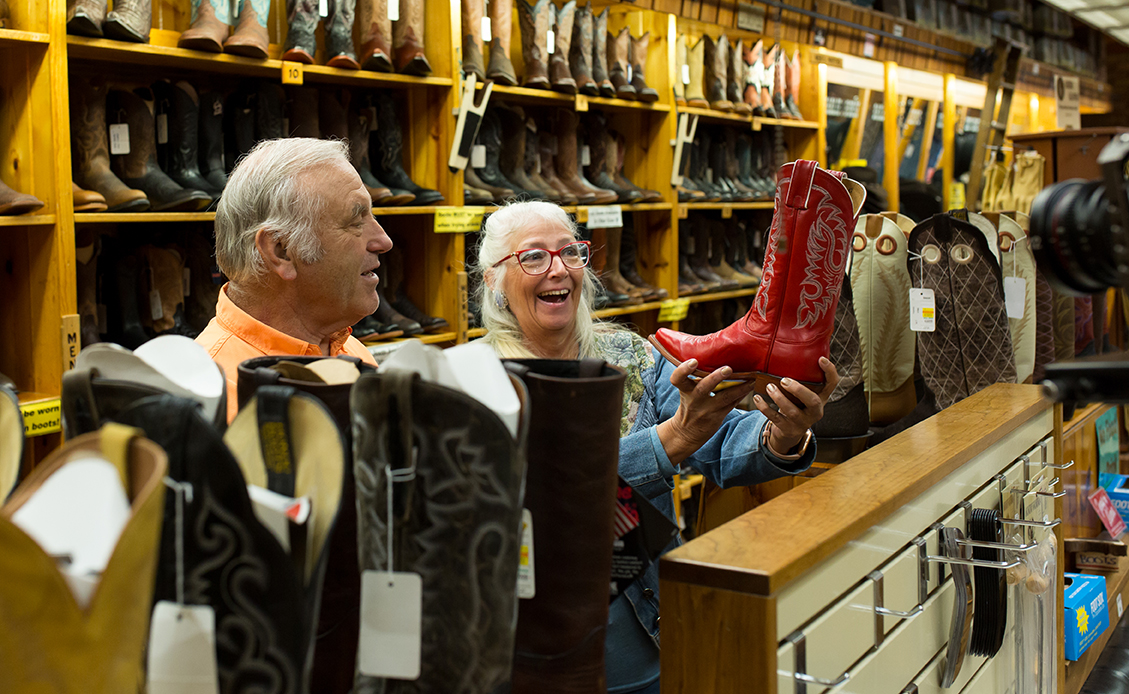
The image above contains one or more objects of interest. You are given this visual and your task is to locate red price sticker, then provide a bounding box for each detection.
[1089,487,1127,539]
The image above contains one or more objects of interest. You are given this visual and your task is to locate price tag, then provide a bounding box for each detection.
[721,205,733,219]
[546,29,554,54]
[1118,594,1124,618]
[150,289,164,321]
[388,0,399,21]
[580,145,590,167]
[481,16,491,42]
[658,298,691,322]
[470,144,486,168]
[586,204,622,229]
[156,114,168,145]
[434,207,486,233]
[682,64,690,85]
[575,94,588,112]
[1003,277,1025,319]
[109,124,130,155]
[318,0,327,16]
[627,65,633,82]
[19,397,62,437]
[863,33,877,58]
[358,571,422,680]
[281,61,304,85]
[517,509,535,599]
[147,602,219,694]
[949,182,966,210]
[893,23,904,37]
[909,288,935,332]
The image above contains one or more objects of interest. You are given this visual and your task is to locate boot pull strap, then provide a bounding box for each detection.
[62,367,102,439]
[578,358,607,378]
[786,159,819,210]
[256,385,297,498]
[829,170,847,182]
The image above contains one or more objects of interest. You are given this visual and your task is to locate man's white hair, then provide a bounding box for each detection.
[215,138,351,285]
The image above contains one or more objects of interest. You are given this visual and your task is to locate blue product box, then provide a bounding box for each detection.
[1099,473,1129,523]
[1064,572,1109,661]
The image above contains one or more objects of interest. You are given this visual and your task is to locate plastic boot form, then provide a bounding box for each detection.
[703,34,733,111]
[729,38,751,114]
[104,0,150,42]
[592,8,613,97]
[608,26,634,99]
[569,4,597,95]
[393,0,431,74]
[177,0,228,51]
[71,81,150,212]
[651,161,866,399]
[153,80,222,198]
[353,369,527,693]
[324,0,360,67]
[629,31,658,102]
[685,36,708,107]
[518,0,551,88]
[68,0,107,36]
[356,0,393,71]
[549,1,577,94]
[197,90,228,192]
[485,0,517,84]
[223,0,269,58]
[462,0,485,80]
[283,0,318,63]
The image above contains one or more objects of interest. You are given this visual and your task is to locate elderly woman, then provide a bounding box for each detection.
[475,201,838,694]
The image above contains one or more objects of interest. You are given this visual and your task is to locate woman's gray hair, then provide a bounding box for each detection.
[473,200,621,359]
[215,138,351,285]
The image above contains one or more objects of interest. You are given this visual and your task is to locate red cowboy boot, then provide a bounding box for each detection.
[650,160,865,397]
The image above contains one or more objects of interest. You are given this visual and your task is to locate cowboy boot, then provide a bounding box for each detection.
[603,226,646,300]
[785,49,804,119]
[1005,211,1056,382]
[743,39,764,115]
[373,287,423,334]
[685,35,708,108]
[592,8,613,97]
[68,0,106,36]
[197,90,228,192]
[347,96,404,206]
[686,216,726,290]
[610,130,662,203]
[371,93,444,204]
[0,176,43,215]
[356,0,393,71]
[76,241,100,348]
[283,0,319,63]
[810,272,872,461]
[475,109,531,199]
[677,226,707,295]
[223,0,270,58]
[382,246,450,332]
[908,212,1016,410]
[628,31,658,103]
[525,122,562,202]
[0,425,166,694]
[651,162,867,396]
[108,87,212,212]
[462,0,485,79]
[608,26,634,99]
[152,80,223,198]
[505,359,624,694]
[620,215,667,300]
[101,245,151,348]
[255,80,285,140]
[703,35,732,111]
[139,246,194,337]
[538,135,578,205]
[573,118,617,204]
[394,0,431,74]
[486,0,517,84]
[772,45,792,119]
[715,217,758,287]
[499,106,547,200]
[761,43,777,118]
[223,84,256,171]
[983,212,1037,383]
[547,0,576,94]
[0,386,19,498]
[551,109,597,204]
[319,87,350,140]
[177,0,228,51]
[183,231,220,333]
[71,81,149,212]
[73,182,106,212]
[467,166,514,204]
[673,33,687,106]
[585,114,639,204]
[850,214,917,425]
[320,0,360,67]
[104,0,150,42]
[353,369,527,693]
[588,227,636,307]
[518,0,551,88]
[739,219,764,280]
[569,4,597,96]
[729,38,751,114]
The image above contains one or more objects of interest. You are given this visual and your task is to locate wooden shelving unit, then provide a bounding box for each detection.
[0,214,56,226]
[1065,554,1129,694]
[0,28,50,45]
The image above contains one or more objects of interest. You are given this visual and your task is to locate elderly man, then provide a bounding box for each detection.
[196,138,392,421]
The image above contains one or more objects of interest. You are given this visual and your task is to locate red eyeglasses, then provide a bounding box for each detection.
[491,240,591,276]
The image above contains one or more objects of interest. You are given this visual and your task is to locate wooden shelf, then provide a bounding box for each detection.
[359,331,457,346]
[375,206,443,216]
[753,116,819,130]
[676,106,819,131]
[594,300,666,318]
[67,35,452,88]
[485,84,576,106]
[1065,556,1129,694]
[0,28,50,46]
[0,214,55,226]
[684,287,758,304]
[680,202,773,211]
[579,95,671,113]
[466,327,486,339]
[75,211,215,223]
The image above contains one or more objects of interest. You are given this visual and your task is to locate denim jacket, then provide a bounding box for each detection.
[597,331,816,691]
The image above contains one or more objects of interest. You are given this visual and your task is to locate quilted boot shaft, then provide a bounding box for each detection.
[486,0,517,84]
[608,26,634,99]
[462,0,485,79]
[629,31,658,102]
[355,0,393,71]
[550,1,577,94]
[104,0,150,42]
[393,0,432,75]
[729,38,750,114]
[153,80,222,198]
[224,0,269,58]
[591,8,613,97]
[283,0,319,62]
[984,212,1037,383]
[518,0,551,88]
[506,359,624,694]
[352,370,528,694]
[68,0,107,36]
[177,0,228,51]
[324,0,360,68]
[685,35,708,107]
[908,212,1016,410]
[811,275,871,445]
[569,4,597,95]
[652,161,866,388]
[703,35,732,111]
[850,214,916,425]
[71,82,150,212]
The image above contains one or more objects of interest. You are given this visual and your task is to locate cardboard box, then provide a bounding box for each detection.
[1064,572,1109,661]
[1099,473,1129,524]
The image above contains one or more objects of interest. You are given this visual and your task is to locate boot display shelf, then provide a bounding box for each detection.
[0,214,55,226]
[0,28,51,45]
[678,104,819,130]
[485,83,672,113]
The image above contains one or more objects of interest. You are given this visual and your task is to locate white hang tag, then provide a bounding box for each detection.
[156,114,169,145]
[482,16,492,42]
[150,289,164,321]
[626,65,633,82]
[146,602,220,694]
[358,570,422,680]
[547,29,555,54]
[705,167,714,184]
[682,64,690,85]
[909,288,935,332]
[1003,277,1026,319]
[580,145,591,167]
[319,0,328,17]
[517,508,536,599]
[109,124,130,155]
[471,144,487,168]
[388,0,399,21]
[182,267,191,297]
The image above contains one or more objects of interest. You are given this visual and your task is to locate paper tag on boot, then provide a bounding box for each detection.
[471,144,487,168]
[150,289,164,322]
[109,124,130,155]
[580,145,591,166]
[388,0,399,22]
[547,29,555,54]
[682,64,690,85]
[156,114,168,145]
[358,570,421,680]
[1004,277,1025,319]
[482,16,492,42]
[319,0,328,17]
[517,508,536,599]
[147,602,219,694]
[627,65,633,82]
[909,288,935,332]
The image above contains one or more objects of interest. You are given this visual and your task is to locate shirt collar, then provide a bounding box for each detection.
[216,284,354,357]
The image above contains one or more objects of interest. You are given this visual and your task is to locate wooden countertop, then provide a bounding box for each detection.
[660,383,1051,596]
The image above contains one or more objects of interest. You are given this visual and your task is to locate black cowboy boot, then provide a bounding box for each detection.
[497,106,547,200]
[370,93,444,205]
[475,108,533,199]
[222,83,256,173]
[380,246,448,332]
[255,80,285,140]
[325,0,360,68]
[197,90,228,192]
[153,80,223,198]
[349,94,413,205]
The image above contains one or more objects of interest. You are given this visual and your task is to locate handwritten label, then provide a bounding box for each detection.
[658,298,691,322]
[281,61,304,85]
[586,205,623,229]
[434,207,486,233]
[20,397,61,437]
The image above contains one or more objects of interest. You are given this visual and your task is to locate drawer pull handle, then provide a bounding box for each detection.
[875,604,923,618]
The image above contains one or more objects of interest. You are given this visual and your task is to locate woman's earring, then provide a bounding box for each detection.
[493,288,508,309]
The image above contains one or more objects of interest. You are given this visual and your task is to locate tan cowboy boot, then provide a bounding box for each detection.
[702,34,733,111]
[729,38,751,114]
[608,26,634,99]
[785,49,803,119]
[486,0,517,84]
[355,0,393,71]
[550,0,577,94]
[462,0,485,80]
[629,31,659,102]
[673,33,687,106]
[518,0,551,88]
[685,36,708,108]
[177,0,228,51]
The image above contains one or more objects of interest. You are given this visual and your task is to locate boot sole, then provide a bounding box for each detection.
[647,334,824,402]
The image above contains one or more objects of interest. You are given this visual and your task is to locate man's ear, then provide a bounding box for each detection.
[255,227,298,281]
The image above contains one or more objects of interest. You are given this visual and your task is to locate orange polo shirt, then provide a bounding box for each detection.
[196,284,377,422]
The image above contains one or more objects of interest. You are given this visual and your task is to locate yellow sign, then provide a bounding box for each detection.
[575,94,589,112]
[20,397,62,437]
[657,298,691,322]
[281,61,304,85]
[574,206,588,223]
[721,205,733,219]
[811,53,844,69]
[949,182,966,210]
[434,207,487,233]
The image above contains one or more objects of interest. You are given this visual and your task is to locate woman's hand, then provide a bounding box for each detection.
[753,357,840,456]
[656,359,759,466]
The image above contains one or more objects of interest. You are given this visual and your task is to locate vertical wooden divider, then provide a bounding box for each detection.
[942,74,956,211]
[883,61,898,213]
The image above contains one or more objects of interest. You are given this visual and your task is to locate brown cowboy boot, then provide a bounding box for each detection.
[70,80,150,212]
[67,0,106,36]
[703,34,733,111]
[785,48,804,119]
[552,109,599,204]
[177,0,228,51]
[603,226,647,300]
[486,0,517,84]
[591,8,613,98]
[538,134,579,205]
[73,183,106,213]
[462,0,485,79]
[569,4,597,96]
[729,38,751,114]
[394,0,431,74]
[772,44,794,119]
[608,26,634,99]
[549,0,577,94]
[629,31,658,102]
[346,96,408,206]
[609,129,662,202]
[103,0,150,42]
[222,0,269,58]
[355,0,393,71]
[518,0,551,88]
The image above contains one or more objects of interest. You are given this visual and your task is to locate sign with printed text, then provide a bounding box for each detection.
[20,397,61,437]
[811,52,843,69]
[434,207,486,233]
[909,288,935,332]
[736,2,765,32]
[61,314,80,372]
[1097,407,1120,477]
[1090,487,1127,539]
[281,61,304,85]
[586,205,623,229]
[657,298,690,322]
[1056,75,1081,130]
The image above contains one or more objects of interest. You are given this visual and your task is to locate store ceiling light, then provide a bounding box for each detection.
[1042,0,1129,45]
